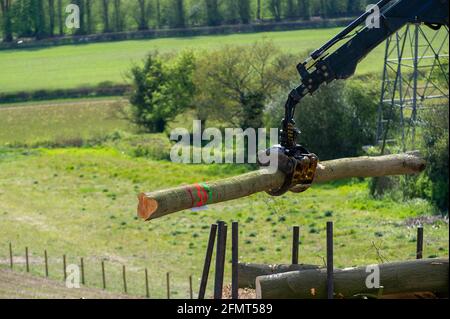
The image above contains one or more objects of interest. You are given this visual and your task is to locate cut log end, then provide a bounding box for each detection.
[137,193,158,221]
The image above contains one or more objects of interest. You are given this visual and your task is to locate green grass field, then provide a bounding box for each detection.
[0,146,448,298]
[0,28,387,93]
[0,98,131,146]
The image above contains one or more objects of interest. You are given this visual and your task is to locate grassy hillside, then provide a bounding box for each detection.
[0,98,131,146]
[0,146,448,298]
[0,28,386,93]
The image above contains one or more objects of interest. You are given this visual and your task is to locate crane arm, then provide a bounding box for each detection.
[265,0,448,196]
[281,0,449,151]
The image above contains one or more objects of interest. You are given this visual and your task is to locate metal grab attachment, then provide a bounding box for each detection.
[259,146,319,196]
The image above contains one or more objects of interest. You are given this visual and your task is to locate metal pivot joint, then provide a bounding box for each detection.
[260,146,318,197]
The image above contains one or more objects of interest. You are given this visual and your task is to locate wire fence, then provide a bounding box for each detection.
[1,243,195,299]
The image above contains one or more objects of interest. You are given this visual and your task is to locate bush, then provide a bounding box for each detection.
[407,106,449,213]
[106,133,173,161]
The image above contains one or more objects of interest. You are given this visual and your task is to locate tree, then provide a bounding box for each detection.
[205,0,221,26]
[320,0,327,18]
[347,0,363,15]
[13,0,34,37]
[34,0,46,39]
[128,51,196,133]
[86,0,93,34]
[327,0,340,17]
[256,0,261,20]
[224,0,239,24]
[193,41,297,129]
[102,0,110,32]
[298,0,311,20]
[57,0,63,35]
[187,2,202,26]
[238,0,251,24]
[113,0,124,32]
[285,0,295,19]
[155,0,161,28]
[136,0,149,30]
[0,0,13,42]
[173,0,185,28]
[47,0,55,36]
[73,0,86,35]
[268,0,282,21]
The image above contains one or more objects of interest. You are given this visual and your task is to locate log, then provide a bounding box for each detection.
[138,152,425,221]
[238,263,321,289]
[255,258,449,299]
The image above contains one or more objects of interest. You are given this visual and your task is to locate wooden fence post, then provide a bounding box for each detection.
[80,257,85,285]
[214,221,227,299]
[292,226,300,265]
[145,268,150,298]
[63,254,67,281]
[231,221,239,299]
[25,247,29,273]
[189,275,193,299]
[416,226,424,259]
[9,242,13,269]
[198,224,218,299]
[122,265,128,294]
[101,260,106,289]
[44,250,49,277]
[326,221,334,300]
[166,272,170,299]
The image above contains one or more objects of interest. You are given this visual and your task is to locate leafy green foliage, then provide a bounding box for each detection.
[193,40,297,129]
[409,106,449,212]
[128,51,195,132]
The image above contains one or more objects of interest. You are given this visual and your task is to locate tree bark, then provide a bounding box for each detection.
[57,0,64,36]
[48,0,55,37]
[74,0,86,35]
[256,0,261,20]
[86,0,93,34]
[138,152,426,221]
[113,0,122,32]
[35,0,47,39]
[102,0,110,33]
[0,0,13,42]
[156,0,161,29]
[137,0,148,30]
[238,263,320,288]
[255,258,449,299]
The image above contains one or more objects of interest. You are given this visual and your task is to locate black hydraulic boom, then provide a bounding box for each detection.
[267,0,448,196]
[280,0,449,152]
